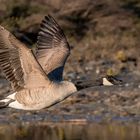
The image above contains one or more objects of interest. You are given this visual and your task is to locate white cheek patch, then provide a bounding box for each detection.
[103,78,113,86]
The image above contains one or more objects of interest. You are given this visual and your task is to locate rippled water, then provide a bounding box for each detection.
[0,123,139,140]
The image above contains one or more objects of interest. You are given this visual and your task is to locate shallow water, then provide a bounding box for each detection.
[0,123,139,140]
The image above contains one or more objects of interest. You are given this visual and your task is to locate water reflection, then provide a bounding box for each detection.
[0,123,139,140]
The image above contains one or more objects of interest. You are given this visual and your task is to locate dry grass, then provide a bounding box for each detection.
[0,0,140,78]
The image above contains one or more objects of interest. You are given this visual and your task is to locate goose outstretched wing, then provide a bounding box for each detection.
[36,15,70,81]
[0,26,49,91]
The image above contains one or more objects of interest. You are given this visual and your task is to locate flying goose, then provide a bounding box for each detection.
[0,15,77,110]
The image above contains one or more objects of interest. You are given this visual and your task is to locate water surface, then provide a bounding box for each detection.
[0,123,139,140]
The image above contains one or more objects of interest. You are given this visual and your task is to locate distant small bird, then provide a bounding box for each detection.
[102,76,123,86]
[0,15,77,110]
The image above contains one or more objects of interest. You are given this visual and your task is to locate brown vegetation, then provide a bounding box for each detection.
[0,0,139,81]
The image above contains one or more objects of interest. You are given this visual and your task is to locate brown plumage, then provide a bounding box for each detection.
[0,15,77,110]
[36,15,70,81]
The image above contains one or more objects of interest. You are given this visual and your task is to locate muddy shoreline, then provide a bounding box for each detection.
[0,78,139,125]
